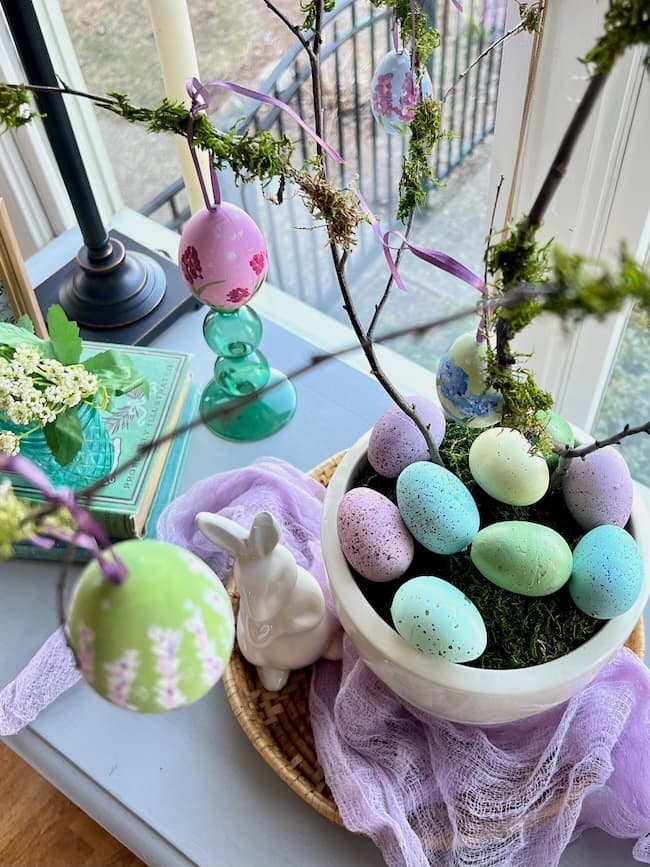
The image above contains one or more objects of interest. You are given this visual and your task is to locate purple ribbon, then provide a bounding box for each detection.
[0,454,127,585]
[356,190,488,341]
[451,0,463,10]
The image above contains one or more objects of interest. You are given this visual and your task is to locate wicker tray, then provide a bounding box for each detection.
[222,453,646,827]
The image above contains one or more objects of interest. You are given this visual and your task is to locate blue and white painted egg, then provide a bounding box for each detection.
[391,575,487,661]
[436,332,503,427]
[370,50,419,135]
[396,460,480,555]
[569,525,643,619]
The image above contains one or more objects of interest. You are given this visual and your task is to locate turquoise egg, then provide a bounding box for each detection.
[391,575,487,662]
[470,521,573,596]
[569,525,643,619]
[436,332,502,428]
[396,461,480,555]
[67,540,235,713]
[469,427,550,506]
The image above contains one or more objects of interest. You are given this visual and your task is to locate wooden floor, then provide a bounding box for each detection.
[0,743,143,867]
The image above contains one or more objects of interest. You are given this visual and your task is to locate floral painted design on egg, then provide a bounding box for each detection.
[178,202,268,311]
[370,50,419,135]
[66,540,235,713]
[436,332,503,427]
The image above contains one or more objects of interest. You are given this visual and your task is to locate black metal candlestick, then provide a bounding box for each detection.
[2,0,196,343]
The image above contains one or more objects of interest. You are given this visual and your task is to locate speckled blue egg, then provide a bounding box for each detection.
[562,446,633,531]
[368,396,446,478]
[391,575,487,661]
[436,332,503,427]
[337,487,415,582]
[569,525,644,619]
[396,461,480,555]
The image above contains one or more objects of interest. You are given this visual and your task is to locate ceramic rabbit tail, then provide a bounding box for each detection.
[196,510,342,690]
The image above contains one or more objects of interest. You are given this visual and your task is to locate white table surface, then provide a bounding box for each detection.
[1,210,648,867]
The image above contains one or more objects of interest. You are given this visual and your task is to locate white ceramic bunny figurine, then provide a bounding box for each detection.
[196,510,342,691]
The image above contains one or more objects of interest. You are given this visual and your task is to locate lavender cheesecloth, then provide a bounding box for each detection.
[1,458,649,867]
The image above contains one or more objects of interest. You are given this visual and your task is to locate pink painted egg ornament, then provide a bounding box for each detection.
[562,446,634,531]
[370,50,420,136]
[368,396,446,478]
[178,203,268,311]
[337,487,415,582]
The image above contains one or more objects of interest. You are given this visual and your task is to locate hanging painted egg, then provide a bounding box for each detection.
[66,540,235,713]
[178,202,268,311]
[370,50,419,135]
[436,331,503,427]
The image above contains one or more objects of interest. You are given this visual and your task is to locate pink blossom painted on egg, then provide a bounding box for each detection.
[180,245,203,286]
[226,287,250,304]
[104,649,140,710]
[249,251,266,276]
[148,626,187,711]
[372,73,395,117]
[185,604,223,687]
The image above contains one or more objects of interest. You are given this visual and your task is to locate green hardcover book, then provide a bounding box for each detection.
[10,381,198,563]
[5,340,192,540]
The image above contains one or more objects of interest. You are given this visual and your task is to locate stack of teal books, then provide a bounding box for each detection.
[8,341,197,561]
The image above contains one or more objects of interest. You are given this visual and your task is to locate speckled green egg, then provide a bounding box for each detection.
[66,540,235,713]
[391,575,487,661]
[538,410,575,470]
[469,427,550,506]
[470,521,573,596]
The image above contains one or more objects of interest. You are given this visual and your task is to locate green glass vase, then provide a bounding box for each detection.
[200,305,297,441]
[4,404,114,490]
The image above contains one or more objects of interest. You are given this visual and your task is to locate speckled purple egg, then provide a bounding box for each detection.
[368,397,446,478]
[337,487,415,582]
[562,446,633,531]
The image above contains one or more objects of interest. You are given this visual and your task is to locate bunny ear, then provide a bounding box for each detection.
[248,511,281,557]
[195,512,249,559]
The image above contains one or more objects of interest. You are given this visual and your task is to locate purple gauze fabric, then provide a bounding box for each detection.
[158,458,650,867]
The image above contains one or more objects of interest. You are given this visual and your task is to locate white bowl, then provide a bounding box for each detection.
[321,430,650,725]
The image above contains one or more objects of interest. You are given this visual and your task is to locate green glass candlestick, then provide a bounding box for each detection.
[200,305,297,441]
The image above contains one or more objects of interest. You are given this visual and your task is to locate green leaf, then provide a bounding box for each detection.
[0,323,53,355]
[47,304,81,364]
[43,406,83,466]
[83,350,148,399]
[16,314,35,333]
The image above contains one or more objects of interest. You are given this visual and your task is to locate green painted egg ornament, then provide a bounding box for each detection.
[66,540,235,713]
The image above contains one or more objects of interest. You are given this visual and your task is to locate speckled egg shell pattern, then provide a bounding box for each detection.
[178,203,268,311]
[391,575,487,662]
[569,525,643,619]
[370,50,418,135]
[67,540,235,713]
[436,331,503,428]
[396,461,480,555]
[367,396,446,478]
[337,487,415,582]
[562,446,633,531]
[469,427,550,506]
[470,521,573,597]
[539,409,574,470]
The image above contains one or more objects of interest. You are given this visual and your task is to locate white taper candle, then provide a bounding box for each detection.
[146,0,212,214]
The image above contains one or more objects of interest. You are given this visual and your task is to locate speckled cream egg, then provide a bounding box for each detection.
[337,487,415,582]
[562,446,633,531]
[391,575,487,662]
[470,521,573,596]
[396,461,480,555]
[66,540,235,713]
[370,50,419,135]
[436,332,503,427]
[469,427,550,506]
[178,203,268,311]
[538,409,574,470]
[569,525,643,619]
[368,396,446,478]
